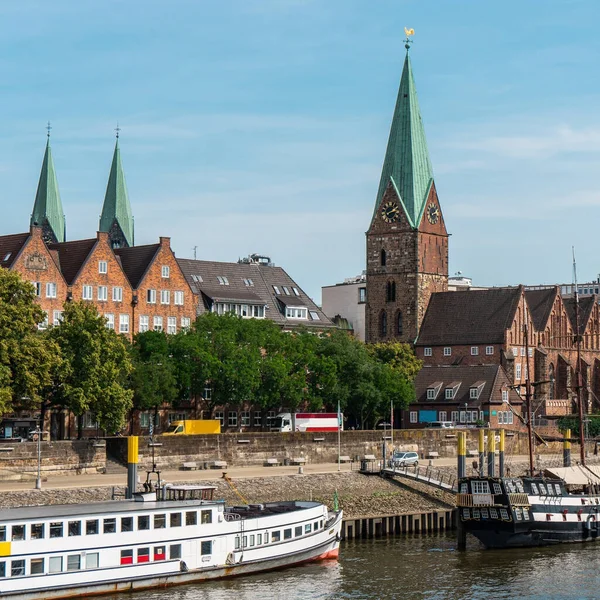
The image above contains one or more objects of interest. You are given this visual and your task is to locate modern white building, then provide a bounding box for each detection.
[321,273,367,341]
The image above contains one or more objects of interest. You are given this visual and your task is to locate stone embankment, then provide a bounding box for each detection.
[0,472,453,519]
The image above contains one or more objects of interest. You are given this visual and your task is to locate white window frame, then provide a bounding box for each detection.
[160,290,170,305]
[445,388,454,400]
[427,389,436,400]
[470,388,479,399]
[443,347,451,356]
[174,291,184,305]
[409,411,418,424]
[112,287,123,302]
[97,286,108,302]
[451,411,459,423]
[502,390,509,403]
[46,282,57,298]
[254,411,262,427]
[98,261,107,274]
[162,266,170,279]
[424,347,432,357]
[147,289,157,304]
[439,411,447,421]
[82,285,93,300]
[167,317,177,334]
[139,315,149,333]
[471,346,479,356]
[485,346,494,355]
[215,411,224,427]
[515,363,522,380]
[228,411,238,427]
[285,307,307,320]
[52,310,63,326]
[241,411,251,427]
[119,314,130,334]
[33,281,42,297]
[105,313,115,330]
[153,316,163,332]
[180,317,191,330]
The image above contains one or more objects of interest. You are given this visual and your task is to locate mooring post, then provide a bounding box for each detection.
[456,509,467,551]
[478,428,485,477]
[499,429,505,477]
[487,429,496,477]
[564,428,571,467]
[457,431,466,479]
[126,436,138,499]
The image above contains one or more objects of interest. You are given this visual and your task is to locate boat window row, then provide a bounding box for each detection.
[0,552,100,578]
[120,543,188,565]
[530,482,561,496]
[1,510,212,541]
[235,519,324,549]
[462,507,512,521]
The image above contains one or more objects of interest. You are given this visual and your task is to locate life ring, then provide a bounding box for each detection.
[32,434,38,442]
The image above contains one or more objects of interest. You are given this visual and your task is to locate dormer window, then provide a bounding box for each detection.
[273,286,280,295]
[445,382,460,400]
[192,274,203,283]
[217,276,229,286]
[470,381,486,400]
[426,382,442,400]
[3,252,11,262]
[470,388,479,399]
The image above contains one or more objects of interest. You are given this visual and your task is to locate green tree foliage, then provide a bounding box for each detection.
[557,414,600,438]
[0,269,61,413]
[130,331,177,414]
[49,302,133,434]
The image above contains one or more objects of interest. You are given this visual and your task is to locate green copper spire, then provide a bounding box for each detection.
[373,45,434,228]
[31,127,66,243]
[99,133,134,248]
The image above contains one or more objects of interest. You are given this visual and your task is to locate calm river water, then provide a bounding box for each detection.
[105,533,600,600]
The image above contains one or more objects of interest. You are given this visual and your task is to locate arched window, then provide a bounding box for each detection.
[397,311,403,336]
[380,311,387,337]
[386,280,396,302]
[549,363,555,400]
[380,249,386,267]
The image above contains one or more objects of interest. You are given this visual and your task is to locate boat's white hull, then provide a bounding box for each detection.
[3,513,343,600]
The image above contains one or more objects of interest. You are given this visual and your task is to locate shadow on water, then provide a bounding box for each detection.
[103,533,600,600]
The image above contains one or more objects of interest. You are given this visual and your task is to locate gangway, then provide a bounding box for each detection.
[382,465,458,493]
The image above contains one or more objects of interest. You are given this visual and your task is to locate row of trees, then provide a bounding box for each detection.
[0,269,422,435]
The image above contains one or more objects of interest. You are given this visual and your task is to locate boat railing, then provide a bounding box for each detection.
[507,493,530,507]
[223,512,241,521]
[457,493,497,507]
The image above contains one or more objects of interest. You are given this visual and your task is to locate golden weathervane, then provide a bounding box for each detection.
[404,27,414,50]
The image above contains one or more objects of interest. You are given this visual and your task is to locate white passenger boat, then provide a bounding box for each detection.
[0,484,343,599]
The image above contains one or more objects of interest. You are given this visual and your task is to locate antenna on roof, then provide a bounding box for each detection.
[193,246,198,260]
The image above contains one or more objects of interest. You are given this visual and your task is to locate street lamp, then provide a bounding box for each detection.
[33,424,43,490]
[378,422,391,468]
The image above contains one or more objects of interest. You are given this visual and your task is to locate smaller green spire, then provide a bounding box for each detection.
[99,132,134,248]
[31,125,66,243]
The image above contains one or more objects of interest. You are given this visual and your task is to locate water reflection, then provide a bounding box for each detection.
[105,534,600,600]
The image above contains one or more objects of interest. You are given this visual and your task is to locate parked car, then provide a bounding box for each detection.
[391,451,419,468]
[425,421,455,429]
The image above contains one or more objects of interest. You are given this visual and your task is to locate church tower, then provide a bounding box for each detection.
[365,37,448,344]
[99,132,134,248]
[31,127,66,244]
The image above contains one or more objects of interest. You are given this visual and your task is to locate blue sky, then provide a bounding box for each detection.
[2,0,600,301]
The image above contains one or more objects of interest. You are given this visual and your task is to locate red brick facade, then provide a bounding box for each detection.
[365,182,448,344]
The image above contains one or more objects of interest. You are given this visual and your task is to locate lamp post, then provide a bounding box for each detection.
[34,424,42,490]
[378,422,391,468]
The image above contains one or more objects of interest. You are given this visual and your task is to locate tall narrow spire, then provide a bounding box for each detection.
[372,42,434,229]
[31,125,66,243]
[99,132,134,248]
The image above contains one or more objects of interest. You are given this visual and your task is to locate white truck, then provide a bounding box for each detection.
[271,412,343,433]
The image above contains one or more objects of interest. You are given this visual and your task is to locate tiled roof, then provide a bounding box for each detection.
[416,287,523,346]
[525,288,557,331]
[415,364,521,406]
[0,232,29,268]
[114,244,160,289]
[177,258,333,329]
[47,238,97,285]
[563,295,596,336]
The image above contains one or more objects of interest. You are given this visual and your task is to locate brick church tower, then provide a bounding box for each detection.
[365,40,448,344]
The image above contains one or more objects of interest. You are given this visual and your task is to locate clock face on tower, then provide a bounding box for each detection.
[381,201,400,223]
[427,203,440,224]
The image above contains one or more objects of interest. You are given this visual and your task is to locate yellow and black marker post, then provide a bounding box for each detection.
[563,428,571,467]
[127,436,139,499]
[457,431,466,479]
[487,430,496,477]
[499,429,505,477]
[478,428,485,477]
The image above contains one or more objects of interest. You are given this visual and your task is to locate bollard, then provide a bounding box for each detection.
[126,436,139,500]
[564,428,571,467]
[457,431,466,479]
[487,430,496,478]
[478,429,485,477]
[499,429,505,477]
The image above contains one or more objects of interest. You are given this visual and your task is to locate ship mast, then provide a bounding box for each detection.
[523,307,535,476]
[573,249,585,466]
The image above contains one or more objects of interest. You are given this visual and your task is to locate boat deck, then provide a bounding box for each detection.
[226,501,317,520]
